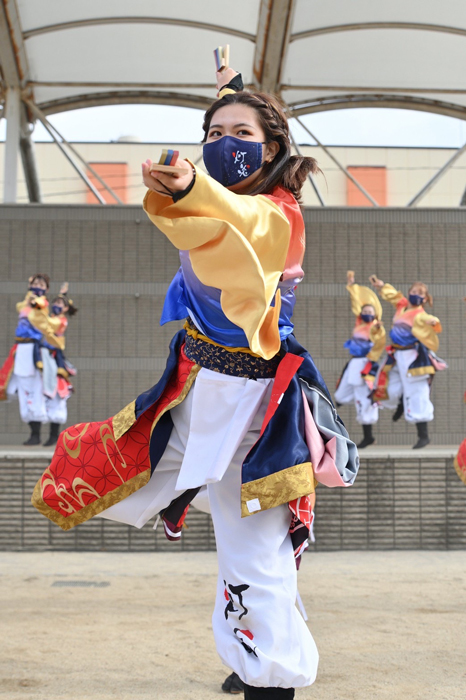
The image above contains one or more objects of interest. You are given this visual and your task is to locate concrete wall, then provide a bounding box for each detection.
[1,452,464,551]
[0,205,465,446]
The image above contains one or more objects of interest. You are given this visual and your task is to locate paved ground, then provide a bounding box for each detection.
[1,550,465,700]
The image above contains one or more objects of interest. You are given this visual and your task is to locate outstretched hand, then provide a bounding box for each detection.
[369,274,384,289]
[142,159,194,197]
[346,270,355,285]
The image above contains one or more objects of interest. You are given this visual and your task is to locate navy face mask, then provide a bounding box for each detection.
[29,286,46,297]
[51,305,63,315]
[409,293,424,306]
[203,136,265,187]
[361,313,375,323]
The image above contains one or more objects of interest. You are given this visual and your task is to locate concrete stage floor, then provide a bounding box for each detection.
[0,550,464,700]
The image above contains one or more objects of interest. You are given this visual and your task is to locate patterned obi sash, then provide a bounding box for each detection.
[183,320,281,379]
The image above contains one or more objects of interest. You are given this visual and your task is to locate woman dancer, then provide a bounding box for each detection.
[370,276,446,449]
[3,274,64,445]
[42,285,78,446]
[32,68,359,699]
[335,270,385,448]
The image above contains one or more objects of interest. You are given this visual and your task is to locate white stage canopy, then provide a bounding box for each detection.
[1,0,466,203]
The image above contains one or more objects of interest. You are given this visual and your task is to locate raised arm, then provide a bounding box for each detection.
[347,271,383,320]
[370,275,405,307]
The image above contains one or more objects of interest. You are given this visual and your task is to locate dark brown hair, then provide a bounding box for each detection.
[31,273,50,289]
[202,91,320,202]
[409,281,433,307]
[52,294,79,317]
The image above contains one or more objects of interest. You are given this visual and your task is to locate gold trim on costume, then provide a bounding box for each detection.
[241,462,315,518]
[31,470,152,531]
[407,366,435,377]
[112,399,136,441]
[183,321,262,357]
[31,365,201,531]
[453,456,466,486]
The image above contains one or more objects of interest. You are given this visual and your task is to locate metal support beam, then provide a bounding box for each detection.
[253,0,296,94]
[460,183,466,207]
[407,140,466,207]
[294,115,379,206]
[24,101,107,205]
[1,0,41,202]
[289,129,325,206]
[3,88,21,202]
[25,100,123,204]
[19,107,41,203]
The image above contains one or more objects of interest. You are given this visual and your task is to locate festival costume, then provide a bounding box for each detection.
[334,284,385,434]
[43,312,76,435]
[31,165,359,688]
[373,284,446,425]
[1,293,65,442]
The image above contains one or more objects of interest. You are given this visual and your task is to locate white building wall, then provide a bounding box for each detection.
[0,141,465,207]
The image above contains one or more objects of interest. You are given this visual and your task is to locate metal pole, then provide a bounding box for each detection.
[289,130,325,206]
[294,115,379,207]
[24,101,106,204]
[407,140,466,207]
[460,183,466,207]
[20,106,42,203]
[3,87,21,203]
[25,100,123,204]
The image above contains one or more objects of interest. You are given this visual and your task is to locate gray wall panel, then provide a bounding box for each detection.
[1,205,465,447]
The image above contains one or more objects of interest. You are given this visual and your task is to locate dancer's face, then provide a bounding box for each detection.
[31,277,48,292]
[52,298,66,315]
[205,104,278,192]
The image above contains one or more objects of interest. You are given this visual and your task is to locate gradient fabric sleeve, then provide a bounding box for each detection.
[346,283,382,320]
[412,311,442,352]
[28,307,65,350]
[380,283,406,307]
[368,323,386,361]
[143,168,291,360]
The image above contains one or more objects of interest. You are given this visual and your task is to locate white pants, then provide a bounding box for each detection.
[100,369,318,688]
[381,349,433,423]
[45,394,68,424]
[7,345,48,424]
[334,357,378,425]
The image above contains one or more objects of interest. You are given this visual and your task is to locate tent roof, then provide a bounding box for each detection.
[1,0,466,120]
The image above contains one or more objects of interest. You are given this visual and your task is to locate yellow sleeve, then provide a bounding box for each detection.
[143,167,291,360]
[16,292,34,313]
[412,311,441,352]
[380,283,405,307]
[28,308,65,350]
[367,323,387,361]
[346,284,383,320]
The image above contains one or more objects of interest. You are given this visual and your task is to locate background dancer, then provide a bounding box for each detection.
[370,276,446,449]
[335,270,385,448]
[43,284,78,446]
[2,274,64,445]
[32,65,359,700]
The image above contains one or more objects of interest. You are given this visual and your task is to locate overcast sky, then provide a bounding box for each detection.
[1,104,466,148]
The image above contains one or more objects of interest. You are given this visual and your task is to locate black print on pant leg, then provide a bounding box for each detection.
[224,581,249,620]
[234,628,258,657]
